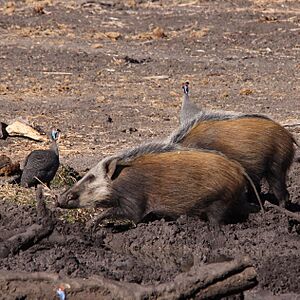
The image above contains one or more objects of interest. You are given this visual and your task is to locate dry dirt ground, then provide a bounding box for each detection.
[0,0,300,299]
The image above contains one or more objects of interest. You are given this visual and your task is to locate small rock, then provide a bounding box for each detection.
[6,120,47,141]
[91,43,103,49]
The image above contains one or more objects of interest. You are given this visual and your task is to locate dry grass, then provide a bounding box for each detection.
[0,182,99,223]
[129,27,167,41]
[0,163,81,201]
[0,183,36,205]
[51,164,82,188]
[0,163,92,224]
[58,207,100,224]
[8,24,72,38]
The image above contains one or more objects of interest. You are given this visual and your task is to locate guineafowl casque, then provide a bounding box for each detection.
[21,129,61,188]
[0,155,20,176]
[180,82,201,124]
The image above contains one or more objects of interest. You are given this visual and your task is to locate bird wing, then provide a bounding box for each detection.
[23,150,59,171]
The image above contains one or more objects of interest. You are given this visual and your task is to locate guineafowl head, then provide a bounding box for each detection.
[182,81,189,95]
[51,128,61,141]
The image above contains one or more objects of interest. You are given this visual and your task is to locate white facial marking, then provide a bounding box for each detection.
[74,161,112,207]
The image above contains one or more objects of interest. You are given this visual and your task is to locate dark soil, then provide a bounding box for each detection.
[0,0,300,299]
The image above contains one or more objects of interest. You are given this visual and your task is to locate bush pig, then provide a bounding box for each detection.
[57,143,261,225]
[169,112,297,207]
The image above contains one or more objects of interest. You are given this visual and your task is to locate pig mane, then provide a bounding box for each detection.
[100,142,183,166]
[168,111,271,144]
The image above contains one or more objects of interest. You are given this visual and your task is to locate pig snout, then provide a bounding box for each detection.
[56,189,80,209]
[56,174,98,208]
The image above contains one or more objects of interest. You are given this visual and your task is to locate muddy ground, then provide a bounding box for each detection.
[0,0,300,299]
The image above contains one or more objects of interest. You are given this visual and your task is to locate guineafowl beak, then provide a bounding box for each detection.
[51,129,61,141]
[182,82,189,95]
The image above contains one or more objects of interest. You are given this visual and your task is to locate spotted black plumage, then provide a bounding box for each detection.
[21,129,61,187]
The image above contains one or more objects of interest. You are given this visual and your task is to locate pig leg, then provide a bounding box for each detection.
[268,176,289,208]
[86,207,132,230]
[86,208,117,230]
[206,197,230,226]
[191,197,225,226]
[267,169,289,208]
[213,192,254,224]
[87,203,144,230]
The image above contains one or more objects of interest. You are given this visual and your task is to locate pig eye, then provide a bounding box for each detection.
[83,174,96,184]
[67,193,75,202]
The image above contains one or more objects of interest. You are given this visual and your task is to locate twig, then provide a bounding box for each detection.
[34,176,51,191]
[41,71,73,75]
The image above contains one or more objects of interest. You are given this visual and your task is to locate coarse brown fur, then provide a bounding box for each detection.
[169,117,296,207]
[58,144,257,225]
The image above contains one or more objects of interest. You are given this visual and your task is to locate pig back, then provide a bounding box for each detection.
[178,118,295,181]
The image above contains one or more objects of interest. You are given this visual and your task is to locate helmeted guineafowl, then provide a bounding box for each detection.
[21,129,61,188]
[180,82,201,124]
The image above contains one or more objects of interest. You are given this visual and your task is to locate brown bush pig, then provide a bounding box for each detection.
[169,113,298,207]
[57,143,260,225]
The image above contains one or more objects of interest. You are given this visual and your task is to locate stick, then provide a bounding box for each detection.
[136,256,256,299]
[283,123,300,128]
[34,176,51,192]
[0,185,55,258]
[0,257,257,299]
[198,267,257,299]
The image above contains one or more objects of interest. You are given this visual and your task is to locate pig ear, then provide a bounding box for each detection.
[106,159,127,180]
[107,159,118,179]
